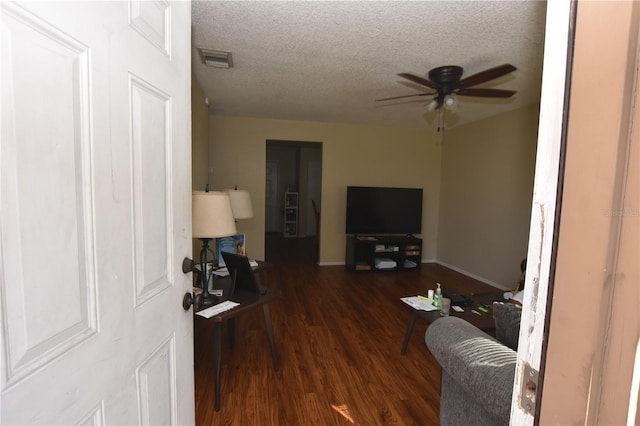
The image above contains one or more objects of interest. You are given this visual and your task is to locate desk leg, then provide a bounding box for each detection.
[214,322,222,411]
[258,270,267,287]
[263,304,279,371]
[401,312,418,355]
[228,318,235,348]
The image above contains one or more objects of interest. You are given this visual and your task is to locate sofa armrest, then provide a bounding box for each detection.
[425,316,517,421]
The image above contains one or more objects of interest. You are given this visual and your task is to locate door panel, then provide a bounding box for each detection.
[1,2,194,424]
[130,75,173,307]
[1,2,98,388]
[265,160,279,232]
[306,159,321,236]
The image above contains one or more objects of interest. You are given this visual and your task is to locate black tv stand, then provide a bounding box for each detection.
[345,235,422,272]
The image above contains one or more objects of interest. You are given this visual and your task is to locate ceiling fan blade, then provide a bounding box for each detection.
[458,64,517,88]
[397,73,438,89]
[376,92,435,102]
[455,88,516,98]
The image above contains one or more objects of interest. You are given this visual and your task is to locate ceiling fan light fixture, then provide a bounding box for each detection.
[444,94,457,110]
[386,64,518,129]
[197,48,233,68]
[425,99,439,111]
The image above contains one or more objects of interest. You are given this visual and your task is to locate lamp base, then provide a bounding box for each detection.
[201,292,219,308]
[198,237,220,308]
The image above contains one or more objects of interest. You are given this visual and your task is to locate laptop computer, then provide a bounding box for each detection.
[220,251,265,296]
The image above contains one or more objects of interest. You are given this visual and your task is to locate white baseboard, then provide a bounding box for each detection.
[317,258,508,291]
[319,258,436,267]
[434,260,509,290]
[318,261,344,266]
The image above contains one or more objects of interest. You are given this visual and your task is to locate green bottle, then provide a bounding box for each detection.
[433,283,442,309]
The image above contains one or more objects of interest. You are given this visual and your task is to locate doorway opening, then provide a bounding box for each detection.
[265,140,322,265]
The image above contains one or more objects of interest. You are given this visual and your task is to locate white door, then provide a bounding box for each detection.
[1,2,194,425]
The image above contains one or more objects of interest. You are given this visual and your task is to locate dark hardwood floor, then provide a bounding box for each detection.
[264,232,319,264]
[194,235,498,425]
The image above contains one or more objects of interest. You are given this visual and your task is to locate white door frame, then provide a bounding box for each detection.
[510,0,574,423]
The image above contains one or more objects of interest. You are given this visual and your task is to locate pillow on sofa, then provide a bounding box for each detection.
[492,302,522,351]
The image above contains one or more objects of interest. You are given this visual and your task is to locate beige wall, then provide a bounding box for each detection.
[209,116,441,263]
[191,73,209,191]
[191,74,209,258]
[437,105,539,288]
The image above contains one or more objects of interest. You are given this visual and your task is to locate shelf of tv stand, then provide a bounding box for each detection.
[345,235,422,272]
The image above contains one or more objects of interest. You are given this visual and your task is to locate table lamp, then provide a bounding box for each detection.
[226,187,253,220]
[192,190,237,307]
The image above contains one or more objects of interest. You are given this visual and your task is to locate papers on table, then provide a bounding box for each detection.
[213,268,230,277]
[196,300,240,318]
[401,296,437,312]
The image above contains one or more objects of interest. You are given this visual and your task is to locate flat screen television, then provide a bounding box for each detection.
[346,186,423,235]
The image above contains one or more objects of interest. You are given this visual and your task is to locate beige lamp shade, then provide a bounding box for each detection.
[192,191,237,238]
[226,189,254,219]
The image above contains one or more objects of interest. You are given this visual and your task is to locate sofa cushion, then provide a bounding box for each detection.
[492,302,522,351]
[440,370,505,426]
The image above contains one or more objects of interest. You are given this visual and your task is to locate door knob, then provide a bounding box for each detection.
[182,257,195,273]
[181,257,202,311]
[183,292,202,311]
[182,292,193,310]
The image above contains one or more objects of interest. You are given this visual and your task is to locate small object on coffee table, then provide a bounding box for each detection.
[401,293,495,355]
[444,291,472,306]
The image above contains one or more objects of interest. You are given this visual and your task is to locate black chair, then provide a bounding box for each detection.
[220,251,265,295]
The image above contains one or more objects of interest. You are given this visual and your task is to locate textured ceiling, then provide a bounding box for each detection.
[191,1,547,130]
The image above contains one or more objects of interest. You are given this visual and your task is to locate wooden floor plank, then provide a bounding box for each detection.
[195,236,501,425]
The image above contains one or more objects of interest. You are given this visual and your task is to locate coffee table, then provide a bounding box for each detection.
[400,294,499,355]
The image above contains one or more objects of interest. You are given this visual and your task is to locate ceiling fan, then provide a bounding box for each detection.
[376,64,517,131]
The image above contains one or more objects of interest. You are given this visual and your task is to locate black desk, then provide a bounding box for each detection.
[195,261,280,411]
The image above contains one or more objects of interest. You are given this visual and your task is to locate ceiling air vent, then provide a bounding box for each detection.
[197,48,233,68]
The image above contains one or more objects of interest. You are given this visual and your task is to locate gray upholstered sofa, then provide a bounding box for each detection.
[425,303,522,426]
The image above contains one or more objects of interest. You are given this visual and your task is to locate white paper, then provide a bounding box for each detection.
[212,260,259,277]
[195,300,240,318]
[213,267,229,277]
[400,296,437,311]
